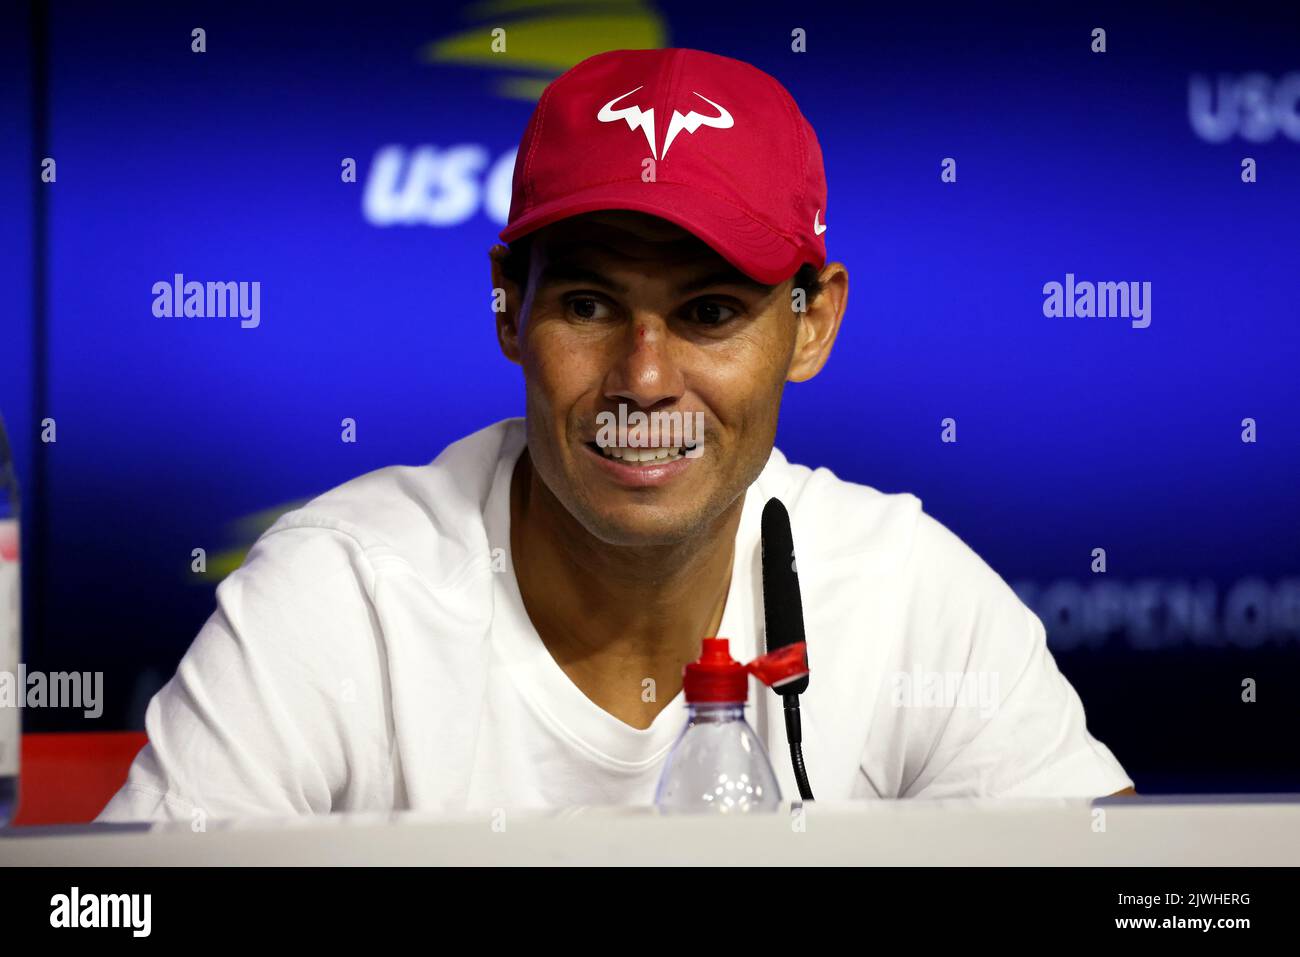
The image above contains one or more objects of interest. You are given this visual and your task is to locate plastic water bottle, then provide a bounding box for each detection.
[655,638,781,814]
[0,415,19,827]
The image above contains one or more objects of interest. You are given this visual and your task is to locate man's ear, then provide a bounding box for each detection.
[489,243,524,365]
[787,262,848,383]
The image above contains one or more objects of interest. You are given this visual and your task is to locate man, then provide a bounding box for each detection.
[98,48,1131,822]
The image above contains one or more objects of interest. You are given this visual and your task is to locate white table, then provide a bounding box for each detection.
[3,795,1298,866]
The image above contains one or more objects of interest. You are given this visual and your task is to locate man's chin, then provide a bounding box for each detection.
[569,496,711,549]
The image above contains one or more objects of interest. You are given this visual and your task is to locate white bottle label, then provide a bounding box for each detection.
[0,518,19,776]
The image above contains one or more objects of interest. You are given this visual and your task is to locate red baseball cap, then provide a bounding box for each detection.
[499,48,829,285]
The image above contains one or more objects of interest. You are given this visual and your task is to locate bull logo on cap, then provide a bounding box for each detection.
[597,86,734,159]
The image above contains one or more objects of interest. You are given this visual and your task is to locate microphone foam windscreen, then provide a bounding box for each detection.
[760,497,809,693]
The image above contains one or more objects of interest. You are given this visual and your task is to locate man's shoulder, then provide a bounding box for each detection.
[757,446,925,569]
[246,419,522,587]
[759,447,1012,601]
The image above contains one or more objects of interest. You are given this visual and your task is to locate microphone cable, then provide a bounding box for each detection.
[784,693,814,800]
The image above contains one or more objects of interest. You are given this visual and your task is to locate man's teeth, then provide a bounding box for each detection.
[598,445,686,463]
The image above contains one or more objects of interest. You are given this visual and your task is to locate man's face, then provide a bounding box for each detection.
[501,211,807,547]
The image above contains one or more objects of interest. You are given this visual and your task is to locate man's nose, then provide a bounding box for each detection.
[603,318,685,410]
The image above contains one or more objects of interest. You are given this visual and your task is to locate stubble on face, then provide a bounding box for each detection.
[514,211,799,552]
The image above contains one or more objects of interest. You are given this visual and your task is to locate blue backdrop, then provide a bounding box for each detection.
[2,0,1298,792]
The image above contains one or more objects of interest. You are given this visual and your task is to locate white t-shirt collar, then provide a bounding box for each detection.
[481,421,764,768]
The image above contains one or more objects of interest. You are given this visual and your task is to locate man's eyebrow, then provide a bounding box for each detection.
[535,262,629,295]
[679,270,773,295]
[534,262,772,297]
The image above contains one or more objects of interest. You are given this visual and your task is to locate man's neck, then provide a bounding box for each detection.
[509,449,743,730]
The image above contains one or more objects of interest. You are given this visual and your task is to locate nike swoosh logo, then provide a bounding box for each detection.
[814,209,827,235]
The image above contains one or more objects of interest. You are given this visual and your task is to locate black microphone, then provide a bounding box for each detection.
[760,497,814,799]
[761,497,809,695]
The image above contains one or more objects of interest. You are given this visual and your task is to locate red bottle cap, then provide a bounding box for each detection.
[682,637,749,703]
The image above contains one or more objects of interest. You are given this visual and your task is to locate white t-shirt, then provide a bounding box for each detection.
[97,418,1132,822]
